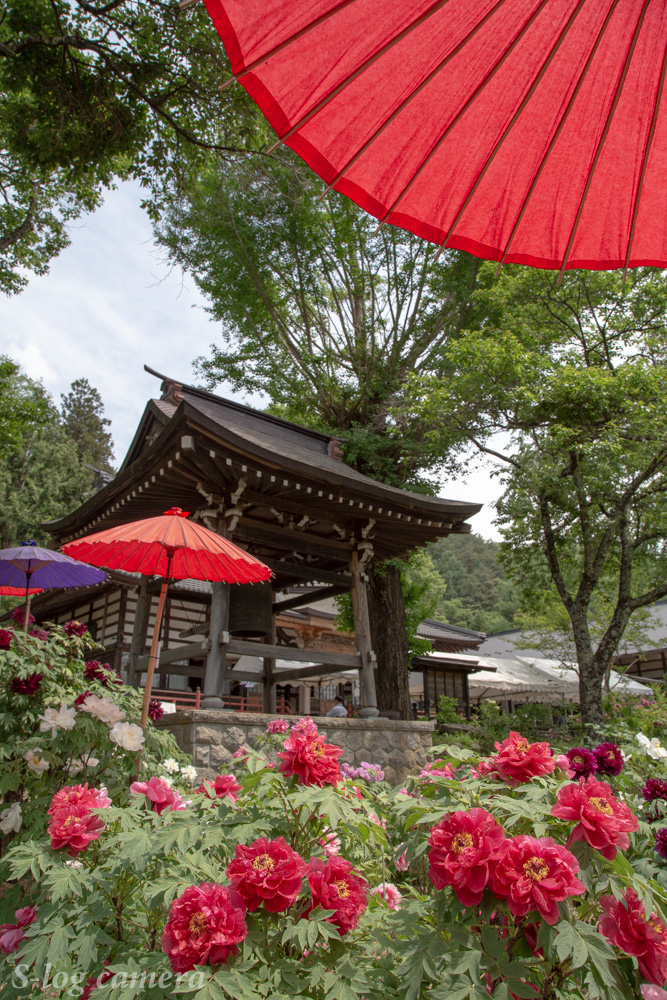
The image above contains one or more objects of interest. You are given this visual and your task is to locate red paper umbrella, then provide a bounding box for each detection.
[63,508,271,729]
[204,0,667,273]
[0,587,43,596]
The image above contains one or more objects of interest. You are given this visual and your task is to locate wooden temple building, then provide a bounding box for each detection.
[36,367,482,717]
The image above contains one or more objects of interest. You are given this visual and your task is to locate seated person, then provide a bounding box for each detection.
[326,695,348,718]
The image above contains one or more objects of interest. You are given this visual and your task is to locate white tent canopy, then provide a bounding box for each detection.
[467,653,651,705]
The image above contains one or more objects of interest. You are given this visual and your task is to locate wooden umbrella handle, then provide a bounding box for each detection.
[140,579,169,729]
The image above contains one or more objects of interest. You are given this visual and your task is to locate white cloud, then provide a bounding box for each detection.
[0,180,501,538]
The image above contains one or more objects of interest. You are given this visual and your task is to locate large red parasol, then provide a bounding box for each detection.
[63,508,271,728]
[204,0,667,273]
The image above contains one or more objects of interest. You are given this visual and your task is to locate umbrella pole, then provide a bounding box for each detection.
[23,571,33,634]
[140,553,173,730]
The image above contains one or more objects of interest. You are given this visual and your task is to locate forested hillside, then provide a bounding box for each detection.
[425,534,518,635]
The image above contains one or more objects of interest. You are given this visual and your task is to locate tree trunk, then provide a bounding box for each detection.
[367,562,413,720]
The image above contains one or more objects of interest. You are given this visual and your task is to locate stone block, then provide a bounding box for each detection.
[209,744,234,767]
[194,745,210,767]
[195,725,223,746]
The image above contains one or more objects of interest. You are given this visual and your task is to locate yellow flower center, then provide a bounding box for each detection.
[451,832,474,854]
[332,880,350,899]
[311,741,326,758]
[189,912,208,936]
[252,853,275,872]
[523,857,549,882]
[589,797,614,815]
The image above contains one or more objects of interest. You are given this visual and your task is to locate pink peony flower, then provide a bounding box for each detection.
[554,755,576,778]
[278,730,343,787]
[266,719,289,734]
[196,774,242,801]
[551,776,638,860]
[306,856,368,936]
[600,889,667,986]
[320,829,341,857]
[642,987,667,1000]
[291,717,319,736]
[233,746,248,761]
[0,905,37,954]
[489,835,585,924]
[130,777,186,815]
[11,606,34,627]
[227,836,307,912]
[48,805,105,855]
[394,850,409,872]
[162,883,247,973]
[482,732,556,787]
[428,808,507,907]
[48,784,111,816]
[371,883,402,910]
[419,761,455,781]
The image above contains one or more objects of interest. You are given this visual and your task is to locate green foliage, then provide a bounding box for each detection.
[408,266,667,725]
[427,534,519,633]
[434,696,462,727]
[1,0,269,291]
[0,357,93,549]
[60,378,115,472]
[158,152,485,489]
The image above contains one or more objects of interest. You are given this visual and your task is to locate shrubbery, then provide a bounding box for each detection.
[2,625,667,999]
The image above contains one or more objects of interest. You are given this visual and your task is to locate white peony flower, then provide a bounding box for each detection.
[24,748,50,775]
[79,694,126,727]
[0,802,22,834]
[38,704,76,737]
[635,732,667,759]
[109,721,144,751]
[180,765,198,784]
[163,758,180,774]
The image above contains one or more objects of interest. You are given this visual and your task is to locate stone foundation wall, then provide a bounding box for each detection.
[156,711,436,785]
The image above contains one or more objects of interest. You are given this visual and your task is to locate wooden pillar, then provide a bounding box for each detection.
[201,581,230,709]
[128,578,151,686]
[263,612,277,714]
[350,550,379,717]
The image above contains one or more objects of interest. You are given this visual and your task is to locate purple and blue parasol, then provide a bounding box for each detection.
[0,541,107,632]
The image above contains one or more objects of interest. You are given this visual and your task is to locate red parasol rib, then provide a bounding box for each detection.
[203,0,667,271]
[63,508,271,732]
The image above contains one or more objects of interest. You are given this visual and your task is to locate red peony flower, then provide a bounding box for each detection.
[196,774,242,801]
[482,732,556,787]
[427,808,507,907]
[10,672,42,695]
[84,660,121,687]
[600,889,667,986]
[0,629,13,651]
[48,783,111,817]
[305,856,368,936]
[10,606,34,627]
[29,627,49,641]
[48,805,106,855]
[643,779,667,802]
[489,835,585,924]
[551,776,638,860]
[148,699,164,721]
[0,905,38,954]
[594,742,624,776]
[162,883,247,973]
[278,730,343,787]
[227,836,306,912]
[64,620,87,637]
[75,690,92,707]
[566,747,598,779]
[81,964,114,1000]
[130,777,186,815]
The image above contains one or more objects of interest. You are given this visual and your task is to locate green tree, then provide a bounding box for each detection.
[0,357,93,548]
[0,0,268,292]
[60,378,115,472]
[410,266,667,728]
[427,533,518,633]
[156,153,486,717]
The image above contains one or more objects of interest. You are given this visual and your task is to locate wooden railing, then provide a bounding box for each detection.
[152,688,293,714]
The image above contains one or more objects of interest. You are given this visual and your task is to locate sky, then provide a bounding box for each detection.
[1,181,503,539]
